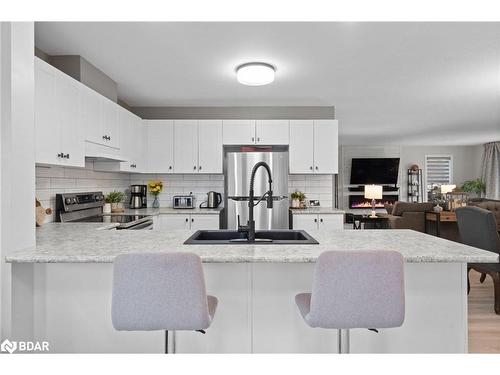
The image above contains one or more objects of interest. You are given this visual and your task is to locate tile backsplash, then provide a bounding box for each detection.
[130,173,224,208]
[36,160,130,223]
[36,160,335,223]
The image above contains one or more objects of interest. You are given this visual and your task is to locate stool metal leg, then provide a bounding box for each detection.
[164,330,176,354]
[337,329,350,354]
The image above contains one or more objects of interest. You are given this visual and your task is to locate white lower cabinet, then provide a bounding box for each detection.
[155,214,219,230]
[292,213,344,231]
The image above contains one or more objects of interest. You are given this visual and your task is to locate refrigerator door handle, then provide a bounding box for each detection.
[229,195,288,202]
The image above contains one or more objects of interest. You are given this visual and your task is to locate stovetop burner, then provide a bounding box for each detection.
[73,214,150,224]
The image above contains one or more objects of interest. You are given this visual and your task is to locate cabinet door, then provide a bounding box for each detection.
[289,120,314,174]
[101,98,119,149]
[174,120,198,173]
[56,73,84,167]
[255,120,289,145]
[292,215,319,231]
[117,106,132,161]
[318,214,344,231]
[35,58,61,165]
[156,215,190,230]
[147,120,174,173]
[81,85,103,145]
[198,120,223,173]
[222,120,256,145]
[313,120,338,174]
[133,116,146,172]
[190,214,220,230]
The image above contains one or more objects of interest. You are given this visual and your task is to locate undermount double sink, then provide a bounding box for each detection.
[184,229,319,245]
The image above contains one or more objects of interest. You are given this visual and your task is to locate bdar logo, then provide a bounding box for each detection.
[1,339,17,354]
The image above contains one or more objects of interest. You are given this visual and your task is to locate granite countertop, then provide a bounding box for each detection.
[290,207,345,215]
[5,223,498,264]
[123,207,222,216]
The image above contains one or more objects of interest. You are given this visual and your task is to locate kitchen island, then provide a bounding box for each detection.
[6,223,497,353]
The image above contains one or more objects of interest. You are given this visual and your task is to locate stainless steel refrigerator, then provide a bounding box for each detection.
[224,146,289,230]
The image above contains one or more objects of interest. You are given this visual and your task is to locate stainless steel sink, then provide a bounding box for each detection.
[184,230,319,245]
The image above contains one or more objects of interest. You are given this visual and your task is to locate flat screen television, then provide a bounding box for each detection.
[350,158,400,185]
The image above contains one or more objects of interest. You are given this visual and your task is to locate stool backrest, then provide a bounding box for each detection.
[456,206,500,254]
[308,251,405,329]
[112,252,211,331]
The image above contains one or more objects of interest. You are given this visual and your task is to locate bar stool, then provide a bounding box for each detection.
[295,250,405,353]
[111,252,218,353]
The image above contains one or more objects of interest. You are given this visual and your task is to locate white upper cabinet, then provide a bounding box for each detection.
[174,120,199,173]
[313,120,338,174]
[222,120,256,144]
[198,120,223,173]
[35,58,84,167]
[289,119,338,174]
[289,120,314,173]
[146,120,174,173]
[255,120,289,145]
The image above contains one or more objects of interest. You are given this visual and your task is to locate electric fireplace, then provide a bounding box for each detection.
[349,194,398,209]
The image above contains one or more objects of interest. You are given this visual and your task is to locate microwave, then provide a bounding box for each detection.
[173,194,195,209]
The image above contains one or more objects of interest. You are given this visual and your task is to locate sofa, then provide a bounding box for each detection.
[385,202,435,233]
[469,199,500,231]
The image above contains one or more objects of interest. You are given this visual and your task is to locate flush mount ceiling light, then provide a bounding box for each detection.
[236,62,275,86]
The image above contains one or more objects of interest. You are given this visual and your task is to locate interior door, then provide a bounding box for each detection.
[198,120,223,173]
[147,120,174,173]
[174,120,198,173]
[289,120,314,174]
[255,120,289,145]
[35,58,61,165]
[313,120,338,174]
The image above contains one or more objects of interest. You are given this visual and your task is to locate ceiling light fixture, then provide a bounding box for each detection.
[236,62,275,86]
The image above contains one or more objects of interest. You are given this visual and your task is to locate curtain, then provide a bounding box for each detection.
[481,141,500,200]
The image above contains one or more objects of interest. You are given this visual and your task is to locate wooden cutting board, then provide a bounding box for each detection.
[35,198,52,226]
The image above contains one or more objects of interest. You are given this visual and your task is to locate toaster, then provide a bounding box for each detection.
[173,194,195,209]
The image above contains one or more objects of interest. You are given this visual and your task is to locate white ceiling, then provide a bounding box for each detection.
[35,22,500,145]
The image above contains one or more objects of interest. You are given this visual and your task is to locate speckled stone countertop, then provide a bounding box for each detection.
[5,223,497,264]
[123,207,222,216]
[290,207,345,215]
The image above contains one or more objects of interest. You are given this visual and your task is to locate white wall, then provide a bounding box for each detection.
[0,22,35,340]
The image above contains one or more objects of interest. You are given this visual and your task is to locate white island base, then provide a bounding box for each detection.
[12,261,468,353]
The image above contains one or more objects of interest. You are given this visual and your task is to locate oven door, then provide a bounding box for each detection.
[121,219,154,230]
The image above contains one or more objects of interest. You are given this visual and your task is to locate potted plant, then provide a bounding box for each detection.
[105,191,125,213]
[148,180,164,208]
[461,179,486,198]
[291,191,306,209]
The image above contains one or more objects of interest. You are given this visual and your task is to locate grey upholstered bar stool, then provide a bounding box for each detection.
[295,251,405,353]
[111,252,218,353]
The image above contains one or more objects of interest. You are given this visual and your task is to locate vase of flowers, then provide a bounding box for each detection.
[148,180,163,208]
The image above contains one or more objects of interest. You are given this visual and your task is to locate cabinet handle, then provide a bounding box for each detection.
[169,166,172,170]
[251,137,255,142]
[199,165,202,170]
[257,137,260,142]
[191,218,194,223]
[315,166,318,170]
[64,153,70,159]
[193,166,197,170]
[57,153,64,158]
[310,166,313,170]
[102,135,106,140]
[320,218,323,223]
[314,218,318,223]
[185,218,189,222]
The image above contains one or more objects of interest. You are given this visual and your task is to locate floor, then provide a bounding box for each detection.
[468,269,500,353]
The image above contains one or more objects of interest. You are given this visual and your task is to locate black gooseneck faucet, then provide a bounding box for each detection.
[240,161,273,242]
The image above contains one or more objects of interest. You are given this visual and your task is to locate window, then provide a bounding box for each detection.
[425,155,453,195]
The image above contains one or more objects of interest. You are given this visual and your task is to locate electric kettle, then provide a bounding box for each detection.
[200,191,222,208]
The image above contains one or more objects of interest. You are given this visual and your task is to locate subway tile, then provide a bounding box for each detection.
[50,178,77,189]
[36,177,51,189]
